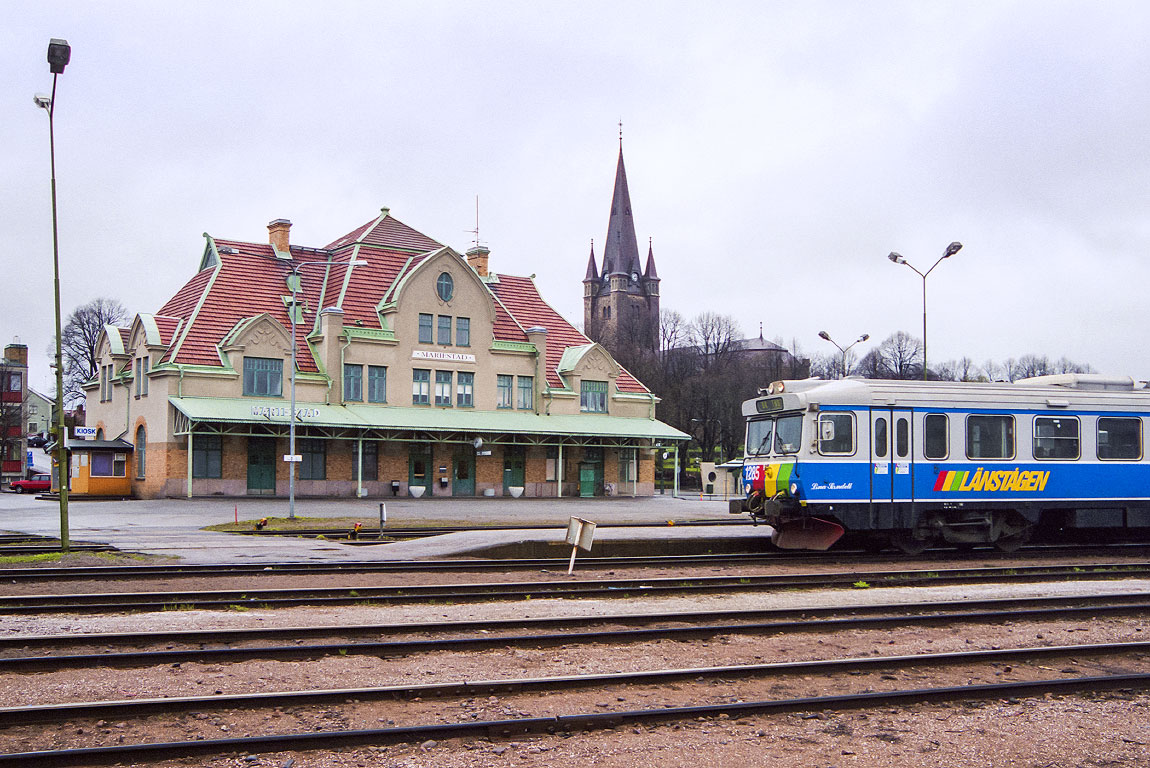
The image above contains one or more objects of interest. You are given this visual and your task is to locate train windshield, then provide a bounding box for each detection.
[774,414,802,454]
[746,414,803,457]
[747,419,774,456]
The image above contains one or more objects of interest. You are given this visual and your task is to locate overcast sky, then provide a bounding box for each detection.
[6,1,1150,393]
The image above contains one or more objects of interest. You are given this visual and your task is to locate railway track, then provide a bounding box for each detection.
[2,646,1146,766]
[6,542,1150,584]
[2,562,1148,614]
[2,592,1148,671]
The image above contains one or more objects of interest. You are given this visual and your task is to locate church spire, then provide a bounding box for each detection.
[602,145,642,278]
[643,237,659,281]
[583,239,599,282]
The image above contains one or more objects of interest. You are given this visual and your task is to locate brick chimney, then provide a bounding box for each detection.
[4,343,27,366]
[465,245,490,277]
[268,219,292,256]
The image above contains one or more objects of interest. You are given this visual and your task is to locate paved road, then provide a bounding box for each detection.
[0,492,759,564]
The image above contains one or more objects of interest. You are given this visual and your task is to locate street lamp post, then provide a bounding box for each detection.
[286,259,365,520]
[817,331,869,378]
[36,38,71,551]
[887,241,962,380]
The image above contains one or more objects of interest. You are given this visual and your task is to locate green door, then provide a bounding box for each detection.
[579,463,596,497]
[247,437,276,495]
[502,446,525,494]
[453,448,476,496]
[408,445,432,494]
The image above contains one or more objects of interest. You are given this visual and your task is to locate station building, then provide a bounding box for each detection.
[83,209,686,499]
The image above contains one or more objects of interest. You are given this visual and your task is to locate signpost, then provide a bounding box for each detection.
[565,517,597,575]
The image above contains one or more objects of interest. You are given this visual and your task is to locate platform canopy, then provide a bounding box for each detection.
[169,396,688,446]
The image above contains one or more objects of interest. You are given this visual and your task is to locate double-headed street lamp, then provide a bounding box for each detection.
[286,258,366,520]
[35,38,72,551]
[887,241,962,381]
[817,331,869,378]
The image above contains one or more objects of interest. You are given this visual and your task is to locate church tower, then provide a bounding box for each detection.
[583,141,660,361]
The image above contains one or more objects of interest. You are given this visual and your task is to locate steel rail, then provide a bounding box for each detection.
[4,591,1146,652]
[4,543,1149,582]
[2,639,1147,727]
[3,672,1147,766]
[3,562,1149,614]
[4,600,1149,672]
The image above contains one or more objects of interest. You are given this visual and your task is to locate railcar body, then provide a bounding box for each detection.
[731,374,1150,552]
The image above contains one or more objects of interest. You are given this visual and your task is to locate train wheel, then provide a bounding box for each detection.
[890,529,931,555]
[993,511,1033,552]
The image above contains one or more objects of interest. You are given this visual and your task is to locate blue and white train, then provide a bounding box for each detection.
[732,374,1150,552]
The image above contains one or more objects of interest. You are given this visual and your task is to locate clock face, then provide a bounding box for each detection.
[631,272,639,282]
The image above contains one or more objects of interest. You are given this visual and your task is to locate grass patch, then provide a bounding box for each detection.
[0,550,174,568]
[0,552,64,565]
[163,603,197,612]
[851,581,871,589]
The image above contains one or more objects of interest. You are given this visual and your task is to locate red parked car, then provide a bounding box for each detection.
[10,474,51,494]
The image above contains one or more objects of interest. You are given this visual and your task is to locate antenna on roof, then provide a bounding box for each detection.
[466,195,486,253]
[618,119,623,148]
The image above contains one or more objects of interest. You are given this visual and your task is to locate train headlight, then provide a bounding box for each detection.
[789,481,799,497]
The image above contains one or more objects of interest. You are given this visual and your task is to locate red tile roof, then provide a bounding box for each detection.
[150,213,650,395]
[325,211,442,253]
[488,275,648,394]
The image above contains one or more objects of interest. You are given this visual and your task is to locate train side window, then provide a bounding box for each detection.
[1098,417,1142,460]
[895,418,909,458]
[1033,416,1080,460]
[818,413,854,455]
[874,417,888,458]
[924,414,948,460]
[966,414,1015,459]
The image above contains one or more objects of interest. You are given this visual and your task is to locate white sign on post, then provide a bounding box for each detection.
[73,426,97,440]
[283,455,303,463]
[565,517,597,575]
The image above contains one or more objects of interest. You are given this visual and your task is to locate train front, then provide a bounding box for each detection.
[731,383,845,550]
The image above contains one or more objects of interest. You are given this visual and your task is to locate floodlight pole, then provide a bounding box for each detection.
[817,331,869,378]
[38,39,71,551]
[887,242,962,380]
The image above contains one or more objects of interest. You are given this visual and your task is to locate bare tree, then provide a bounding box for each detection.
[1015,354,1052,380]
[687,312,740,372]
[659,309,688,356]
[874,332,923,380]
[61,298,129,405]
[809,352,840,380]
[1053,356,1093,374]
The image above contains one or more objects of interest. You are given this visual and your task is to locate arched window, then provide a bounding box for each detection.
[135,425,146,480]
[96,428,104,440]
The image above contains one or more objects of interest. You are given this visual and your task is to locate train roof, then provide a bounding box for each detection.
[742,374,1150,416]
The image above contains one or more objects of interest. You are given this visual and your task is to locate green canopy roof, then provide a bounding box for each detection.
[169,397,688,441]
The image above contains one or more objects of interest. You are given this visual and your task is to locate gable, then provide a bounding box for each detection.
[387,247,498,327]
[219,314,292,360]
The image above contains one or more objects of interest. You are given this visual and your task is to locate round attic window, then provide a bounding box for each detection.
[436,272,454,301]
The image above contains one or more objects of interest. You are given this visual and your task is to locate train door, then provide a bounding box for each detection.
[870,410,892,502]
[891,409,915,502]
